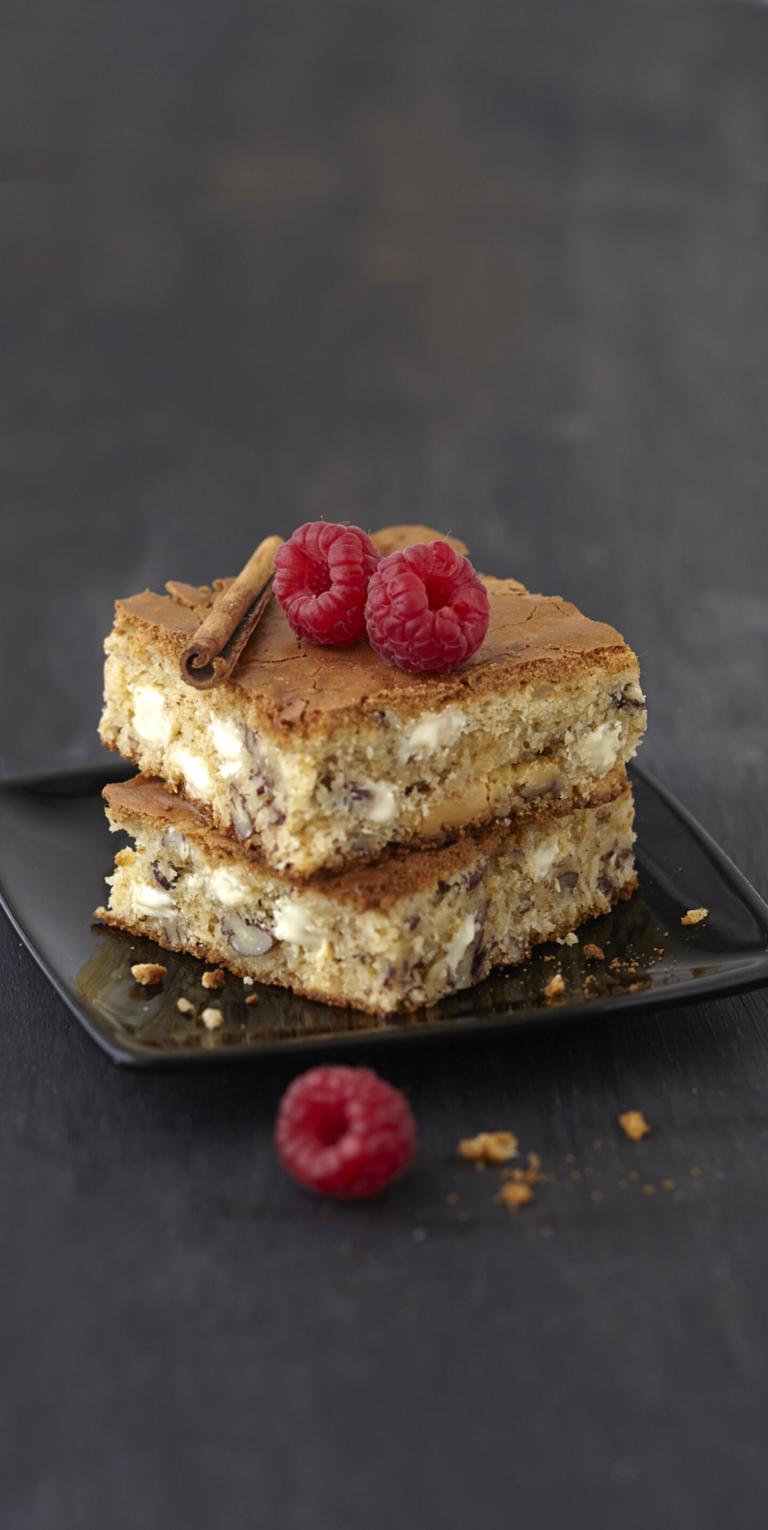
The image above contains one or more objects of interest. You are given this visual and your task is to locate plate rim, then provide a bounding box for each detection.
[1,762,767,1068]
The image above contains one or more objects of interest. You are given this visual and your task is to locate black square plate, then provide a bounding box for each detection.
[0,764,766,1067]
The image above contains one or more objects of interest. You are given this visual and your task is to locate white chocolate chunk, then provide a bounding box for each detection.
[526,836,560,881]
[209,714,248,779]
[169,746,211,797]
[132,881,176,915]
[132,685,171,746]
[446,915,476,972]
[162,826,192,864]
[574,721,621,774]
[210,866,249,907]
[400,707,465,760]
[361,782,396,823]
[273,896,322,948]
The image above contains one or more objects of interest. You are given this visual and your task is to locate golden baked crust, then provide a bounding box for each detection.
[111,524,638,740]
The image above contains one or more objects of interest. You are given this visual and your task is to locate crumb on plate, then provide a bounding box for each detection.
[681,907,709,927]
[543,972,565,1001]
[130,962,166,986]
[201,968,226,990]
[201,1007,224,1030]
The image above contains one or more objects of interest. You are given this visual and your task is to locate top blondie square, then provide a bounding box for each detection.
[100,525,646,877]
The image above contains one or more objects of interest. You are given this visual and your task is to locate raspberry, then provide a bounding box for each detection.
[275,1065,417,1199]
[273,522,380,646]
[364,540,490,673]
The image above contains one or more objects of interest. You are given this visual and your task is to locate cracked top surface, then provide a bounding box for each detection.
[111,524,638,736]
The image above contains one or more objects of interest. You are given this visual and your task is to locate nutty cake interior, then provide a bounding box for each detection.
[98,771,636,1015]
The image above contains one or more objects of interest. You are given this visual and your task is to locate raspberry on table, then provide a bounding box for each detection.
[364,539,490,673]
[273,522,380,646]
[275,1065,417,1199]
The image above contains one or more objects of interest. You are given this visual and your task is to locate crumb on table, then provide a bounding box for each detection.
[503,1156,548,1188]
[201,1007,224,1031]
[245,993,261,1006]
[584,944,605,961]
[556,931,579,946]
[681,907,709,927]
[201,968,226,990]
[130,962,166,986]
[496,1181,534,1210]
[618,1109,651,1141]
[176,996,195,1015]
[543,972,566,1001]
[458,1131,519,1164]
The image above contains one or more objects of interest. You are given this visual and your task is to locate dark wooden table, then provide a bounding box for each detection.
[2,4,767,1526]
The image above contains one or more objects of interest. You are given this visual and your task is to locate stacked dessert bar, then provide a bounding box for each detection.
[96,525,646,1014]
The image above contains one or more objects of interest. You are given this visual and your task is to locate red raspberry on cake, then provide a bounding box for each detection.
[275,1065,417,1199]
[273,521,380,646]
[364,539,490,673]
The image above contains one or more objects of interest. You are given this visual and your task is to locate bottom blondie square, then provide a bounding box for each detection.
[97,770,636,1015]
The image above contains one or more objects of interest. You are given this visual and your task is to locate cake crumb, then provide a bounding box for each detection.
[556,931,579,946]
[130,962,166,986]
[642,1183,656,1197]
[497,1181,534,1210]
[201,968,226,990]
[176,997,195,1016]
[661,1178,676,1192]
[502,1156,548,1189]
[681,907,709,926]
[201,1007,224,1030]
[243,976,254,986]
[458,1131,519,1164]
[584,944,605,961]
[245,993,261,1006]
[543,972,565,1001]
[618,1109,651,1141]
[690,1166,702,1178]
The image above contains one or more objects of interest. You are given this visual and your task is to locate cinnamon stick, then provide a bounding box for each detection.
[179,535,283,689]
